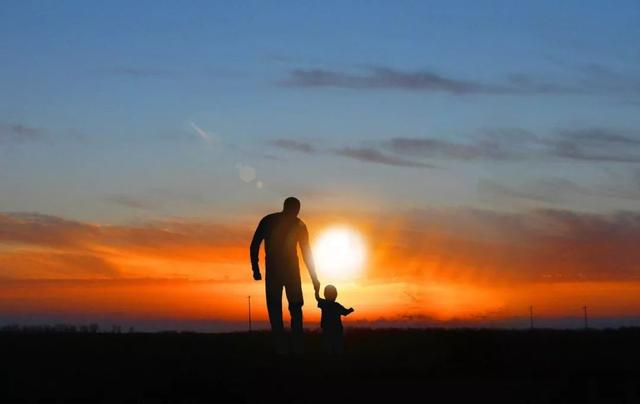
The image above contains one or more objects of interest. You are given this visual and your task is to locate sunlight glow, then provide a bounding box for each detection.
[313,226,366,281]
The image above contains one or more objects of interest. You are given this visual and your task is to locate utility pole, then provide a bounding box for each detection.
[583,305,588,330]
[529,306,534,330]
[248,295,252,332]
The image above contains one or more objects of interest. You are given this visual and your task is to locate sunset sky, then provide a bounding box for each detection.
[1,1,639,331]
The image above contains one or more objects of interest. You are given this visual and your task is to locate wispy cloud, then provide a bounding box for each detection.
[104,194,157,210]
[557,128,640,146]
[386,127,640,164]
[283,66,486,94]
[282,64,640,97]
[0,123,44,143]
[269,128,640,169]
[270,139,316,154]
[268,137,435,168]
[546,128,640,163]
[333,147,436,168]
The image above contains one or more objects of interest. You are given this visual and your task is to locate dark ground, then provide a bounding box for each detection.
[1,328,639,403]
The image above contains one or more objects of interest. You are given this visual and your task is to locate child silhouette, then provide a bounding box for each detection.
[315,284,354,354]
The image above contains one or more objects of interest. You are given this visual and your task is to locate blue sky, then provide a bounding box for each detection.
[1,0,640,222]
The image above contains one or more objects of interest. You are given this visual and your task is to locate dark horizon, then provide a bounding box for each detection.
[3,315,640,334]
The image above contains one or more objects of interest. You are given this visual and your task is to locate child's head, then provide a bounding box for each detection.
[324,284,338,302]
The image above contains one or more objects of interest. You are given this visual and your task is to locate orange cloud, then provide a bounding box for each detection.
[362,208,640,284]
[0,212,250,280]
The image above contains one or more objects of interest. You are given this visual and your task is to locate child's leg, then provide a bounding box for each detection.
[323,331,332,354]
[335,331,344,354]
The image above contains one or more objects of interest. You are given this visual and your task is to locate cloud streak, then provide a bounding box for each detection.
[546,129,640,163]
[105,194,158,210]
[270,139,316,154]
[0,123,44,143]
[268,137,435,168]
[386,127,640,164]
[282,64,640,97]
[333,147,436,168]
[270,127,640,170]
[283,67,486,94]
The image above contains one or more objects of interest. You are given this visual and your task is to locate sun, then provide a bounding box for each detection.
[313,226,366,281]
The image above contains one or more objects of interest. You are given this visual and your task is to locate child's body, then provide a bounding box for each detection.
[315,284,354,354]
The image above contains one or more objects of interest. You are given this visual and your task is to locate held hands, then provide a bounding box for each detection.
[312,278,321,294]
[252,265,262,281]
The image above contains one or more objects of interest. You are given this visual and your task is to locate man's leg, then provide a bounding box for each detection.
[284,278,304,353]
[265,276,286,353]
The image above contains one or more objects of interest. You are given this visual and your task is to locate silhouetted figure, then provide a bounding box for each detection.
[250,197,320,354]
[315,284,354,355]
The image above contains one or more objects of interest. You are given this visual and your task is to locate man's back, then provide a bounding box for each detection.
[249,197,321,355]
[251,212,308,275]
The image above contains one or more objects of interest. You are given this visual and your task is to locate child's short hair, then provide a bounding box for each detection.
[324,284,337,301]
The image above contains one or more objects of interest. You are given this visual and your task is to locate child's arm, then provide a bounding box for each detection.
[339,304,354,316]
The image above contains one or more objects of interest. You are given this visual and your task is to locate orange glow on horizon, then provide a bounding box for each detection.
[1,209,639,328]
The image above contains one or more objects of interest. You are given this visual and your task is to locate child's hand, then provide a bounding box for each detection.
[348,307,355,313]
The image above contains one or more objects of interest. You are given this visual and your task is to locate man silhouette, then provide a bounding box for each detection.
[250,197,320,354]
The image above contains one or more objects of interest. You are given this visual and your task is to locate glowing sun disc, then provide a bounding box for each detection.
[313,226,366,280]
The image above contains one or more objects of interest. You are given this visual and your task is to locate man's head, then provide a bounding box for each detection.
[324,284,338,302]
[282,197,301,217]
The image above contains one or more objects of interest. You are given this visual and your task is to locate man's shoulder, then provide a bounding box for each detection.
[261,212,281,223]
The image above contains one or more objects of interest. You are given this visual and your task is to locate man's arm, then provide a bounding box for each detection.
[299,222,320,292]
[249,218,266,280]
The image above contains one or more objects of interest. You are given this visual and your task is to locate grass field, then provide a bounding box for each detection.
[2,328,639,403]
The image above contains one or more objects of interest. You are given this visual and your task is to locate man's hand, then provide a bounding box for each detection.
[312,278,320,293]
[253,270,262,281]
